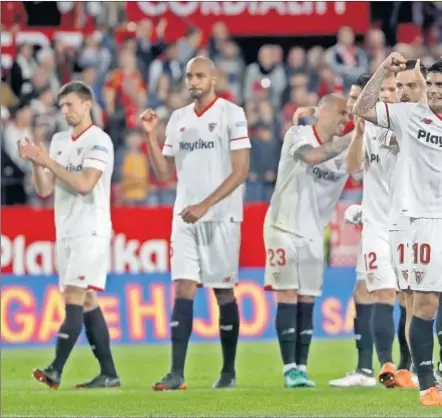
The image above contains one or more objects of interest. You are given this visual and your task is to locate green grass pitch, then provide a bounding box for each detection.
[2,339,441,417]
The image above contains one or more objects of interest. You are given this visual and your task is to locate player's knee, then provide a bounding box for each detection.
[174,279,197,300]
[372,288,396,304]
[63,285,88,306]
[83,290,99,312]
[298,295,314,304]
[413,292,439,320]
[276,289,298,304]
[213,288,235,306]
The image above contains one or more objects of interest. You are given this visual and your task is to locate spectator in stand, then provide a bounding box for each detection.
[214,40,245,104]
[177,27,202,65]
[103,47,146,117]
[135,18,167,81]
[30,84,67,139]
[286,46,307,76]
[52,39,74,86]
[148,74,170,108]
[77,34,111,84]
[364,28,389,66]
[81,65,104,110]
[326,26,368,89]
[306,46,326,91]
[36,48,61,94]
[215,69,235,103]
[282,84,311,122]
[114,130,150,206]
[148,42,184,94]
[316,64,344,98]
[208,21,230,60]
[1,101,33,205]
[21,66,49,102]
[10,43,38,97]
[281,73,309,106]
[244,44,287,108]
[1,67,18,118]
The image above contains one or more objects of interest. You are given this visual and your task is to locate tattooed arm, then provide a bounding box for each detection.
[293,134,352,166]
[353,52,407,124]
[345,117,366,174]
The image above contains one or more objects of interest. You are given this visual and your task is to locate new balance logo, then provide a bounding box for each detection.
[220,325,233,331]
[57,333,69,339]
[300,330,313,335]
[180,139,215,151]
[281,328,295,335]
[418,129,442,147]
[170,321,179,327]
[419,360,433,366]
[421,118,433,125]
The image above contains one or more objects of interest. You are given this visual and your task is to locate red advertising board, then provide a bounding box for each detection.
[1,204,359,275]
[125,1,370,39]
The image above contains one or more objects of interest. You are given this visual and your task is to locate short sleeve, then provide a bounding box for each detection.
[83,137,112,172]
[162,112,178,157]
[227,106,251,151]
[375,102,414,140]
[285,126,310,157]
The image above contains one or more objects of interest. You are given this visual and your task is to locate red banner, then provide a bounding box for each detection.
[1,204,359,275]
[125,1,370,39]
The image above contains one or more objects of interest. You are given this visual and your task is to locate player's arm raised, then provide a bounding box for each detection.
[292,134,352,165]
[18,137,55,197]
[344,117,366,174]
[140,109,175,181]
[21,140,108,196]
[353,52,407,123]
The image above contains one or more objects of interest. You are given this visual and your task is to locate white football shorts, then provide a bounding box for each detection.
[389,228,410,291]
[355,242,366,282]
[170,217,241,288]
[263,224,324,296]
[361,225,397,292]
[56,236,110,292]
[409,218,442,293]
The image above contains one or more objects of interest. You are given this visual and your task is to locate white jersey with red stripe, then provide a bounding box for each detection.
[265,125,350,240]
[361,121,395,232]
[48,124,114,240]
[375,102,442,218]
[162,97,251,222]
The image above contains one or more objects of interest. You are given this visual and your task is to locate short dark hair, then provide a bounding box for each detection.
[57,81,94,102]
[404,60,427,77]
[428,59,442,75]
[353,74,371,89]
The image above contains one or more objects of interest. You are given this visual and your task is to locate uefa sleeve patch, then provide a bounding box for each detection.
[92,145,109,153]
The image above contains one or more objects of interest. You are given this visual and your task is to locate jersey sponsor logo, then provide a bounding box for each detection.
[179,138,215,151]
[92,145,109,153]
[66,163,83,172]
[208,122,217,132]
[418,129,442,147]
[369,153,380,163]
[311,166,342,182]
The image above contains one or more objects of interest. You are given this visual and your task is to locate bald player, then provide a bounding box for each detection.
[264,94,358,388]
[140,56,251,391]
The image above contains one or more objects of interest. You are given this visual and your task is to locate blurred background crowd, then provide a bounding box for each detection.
[2,1,442,207]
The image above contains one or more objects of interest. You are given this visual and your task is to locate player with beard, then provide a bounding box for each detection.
[140,56,250,391]
[264,94,358,388]
[19,81,120,389]
[355,55,442,406]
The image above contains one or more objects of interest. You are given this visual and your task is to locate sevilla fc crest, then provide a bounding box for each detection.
[334,158,343,169]
[414,270,424,285]
[208,123,217,132]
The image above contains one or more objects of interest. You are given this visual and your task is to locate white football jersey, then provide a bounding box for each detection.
[265,125,350,240]
[376,102,442,218]
[361,122,394,232]
[162,97,251,222]
[48,125,114,239]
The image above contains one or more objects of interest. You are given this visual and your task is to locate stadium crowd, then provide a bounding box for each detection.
[2,2,442,207]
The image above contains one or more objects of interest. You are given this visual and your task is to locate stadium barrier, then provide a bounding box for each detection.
[1,268,401,348]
